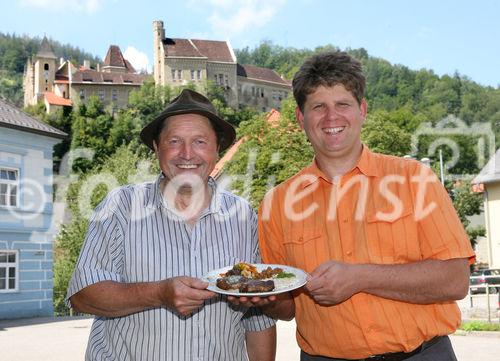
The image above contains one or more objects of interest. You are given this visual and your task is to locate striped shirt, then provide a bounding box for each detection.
[259,146,474,359]
[67,175,275,361]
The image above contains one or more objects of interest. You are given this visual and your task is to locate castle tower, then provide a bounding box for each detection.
[153,20,165,86]
[33,36,57,103]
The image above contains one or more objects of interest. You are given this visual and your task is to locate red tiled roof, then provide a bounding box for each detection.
[44,92,72,106]
[72,69,148,85]
[164,38,234,62]
[211,138,245,178]
[164,38,205,58]
[211,110,281,178]
[102,45,136,73]
[191,39,234,62]
[266,108,281,127]
[104,45,126,67]
[237,64,290,86]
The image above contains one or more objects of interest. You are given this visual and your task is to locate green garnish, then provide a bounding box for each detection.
[276,272,295,278]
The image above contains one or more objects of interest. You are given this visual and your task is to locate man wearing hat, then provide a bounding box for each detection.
[67,89,277,361]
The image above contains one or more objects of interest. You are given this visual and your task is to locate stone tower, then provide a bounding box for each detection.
[24,36,57,106]
[153,20,166,86]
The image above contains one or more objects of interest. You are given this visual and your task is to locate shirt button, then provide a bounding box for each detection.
[346,251,352,257]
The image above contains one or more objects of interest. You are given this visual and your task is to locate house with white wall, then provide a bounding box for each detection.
[472,148,500,268]
[0,98,66,319]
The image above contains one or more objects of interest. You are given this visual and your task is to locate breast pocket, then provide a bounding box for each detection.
[283,230,325,273]
[365,208,420,263]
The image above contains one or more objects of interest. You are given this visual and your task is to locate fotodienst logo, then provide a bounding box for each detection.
[410,115,496,181]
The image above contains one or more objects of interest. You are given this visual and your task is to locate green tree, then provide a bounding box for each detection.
[53,146,158,315]
[449,180,484,247]
[361,110,413,156]
[70,96,114,172]
[225,97,313,208]
[24,102,72,172]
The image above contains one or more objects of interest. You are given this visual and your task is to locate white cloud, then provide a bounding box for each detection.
[19,0,105,13]
[201,0,287,36]
[123,46,150,73]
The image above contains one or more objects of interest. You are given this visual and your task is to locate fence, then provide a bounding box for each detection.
[467,274,500,323]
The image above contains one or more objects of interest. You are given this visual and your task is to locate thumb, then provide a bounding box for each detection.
[309,263,330,278]
[183,277,209,290]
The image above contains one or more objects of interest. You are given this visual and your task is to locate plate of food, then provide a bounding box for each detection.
[202,262,308,296]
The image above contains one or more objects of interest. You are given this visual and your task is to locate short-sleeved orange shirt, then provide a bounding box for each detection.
[258,146,475,359]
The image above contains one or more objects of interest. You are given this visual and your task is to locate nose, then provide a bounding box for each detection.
[179,142,194,159]
[325,105,339,121]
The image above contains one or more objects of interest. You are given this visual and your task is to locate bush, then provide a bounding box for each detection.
[460,321,500,332]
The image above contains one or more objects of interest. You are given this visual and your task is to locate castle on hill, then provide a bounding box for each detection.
[24,23,292,113]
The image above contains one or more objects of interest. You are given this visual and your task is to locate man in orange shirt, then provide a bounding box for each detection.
[257,52,474,360]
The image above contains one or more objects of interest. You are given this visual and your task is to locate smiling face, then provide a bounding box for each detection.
[153,113,219,188]
[296,84,367,165]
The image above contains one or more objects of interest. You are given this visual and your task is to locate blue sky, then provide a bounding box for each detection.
[1,0,499,88]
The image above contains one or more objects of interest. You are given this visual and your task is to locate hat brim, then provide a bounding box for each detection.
[140,108,236,152]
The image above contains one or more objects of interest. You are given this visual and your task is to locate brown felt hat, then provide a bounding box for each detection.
[140,89,236,152]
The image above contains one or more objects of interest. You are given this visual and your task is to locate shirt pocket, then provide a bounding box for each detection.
[365,207,420,263]
[282,230,326,273]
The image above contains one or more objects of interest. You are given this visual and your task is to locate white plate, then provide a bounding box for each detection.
[202,264,308,297]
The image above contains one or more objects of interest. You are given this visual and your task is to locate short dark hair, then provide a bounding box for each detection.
[292,51,366,111]
[153,116,222,149]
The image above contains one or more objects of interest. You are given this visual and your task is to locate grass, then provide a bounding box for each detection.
[460,321,500,332]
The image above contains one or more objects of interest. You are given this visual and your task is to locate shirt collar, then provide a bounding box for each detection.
[299,145,382,188]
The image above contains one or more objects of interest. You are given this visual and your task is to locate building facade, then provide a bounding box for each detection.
[473,149,500,268]
[24,37,149,113]
[153,20,291,111]
[0,98,66,319]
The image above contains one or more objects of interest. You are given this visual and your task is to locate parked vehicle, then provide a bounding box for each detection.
[469,269,500,294]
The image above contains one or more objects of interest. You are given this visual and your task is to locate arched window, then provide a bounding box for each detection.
[44,63,49,71]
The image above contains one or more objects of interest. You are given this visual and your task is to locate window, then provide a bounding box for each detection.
[0,250,18,292]
[79,89,85,100]
[0,168,18,207]
[191,70,195,81]
[178,69,182,79]
[44,63,49,71]
[218,74,223,86]
[112,89,118,101]
[171,69,176,81]
[225,75,229,87]
[98,90,105,101]
[197,70,202,80]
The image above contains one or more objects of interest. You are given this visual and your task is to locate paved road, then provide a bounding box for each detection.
[1,316,499,361]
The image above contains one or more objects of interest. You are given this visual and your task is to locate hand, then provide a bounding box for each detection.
[305,261,359,306]
[226,294,278,308]
[158,276,216,316]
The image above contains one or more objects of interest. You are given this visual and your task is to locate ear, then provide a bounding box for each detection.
[152,140,159,158]
[295,106,305,130]
[360,98,368,124]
